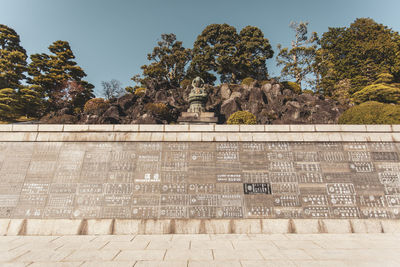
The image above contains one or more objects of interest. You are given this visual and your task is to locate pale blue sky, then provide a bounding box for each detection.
[1,0,400,95]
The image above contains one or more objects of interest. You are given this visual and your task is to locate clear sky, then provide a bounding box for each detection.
[1,0,400,96]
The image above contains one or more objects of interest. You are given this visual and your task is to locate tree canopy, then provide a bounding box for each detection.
[317,18,400,96]
[190,24,273,84]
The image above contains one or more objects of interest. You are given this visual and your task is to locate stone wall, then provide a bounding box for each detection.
[0,124,399,235]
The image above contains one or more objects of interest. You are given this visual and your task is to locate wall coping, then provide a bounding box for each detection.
[0,124,398,142]
[0,124,398,132]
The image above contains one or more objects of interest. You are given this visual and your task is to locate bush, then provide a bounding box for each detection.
[134,87,146,96]
[352,83,400,104]
[338,101,400,124]
[227,111,257,125]
[180,79,192,89]
[83,98,109,115]
[302,89,314,95]
[241,77,255,86]
[281,81,301,94]
[144,102,169,117]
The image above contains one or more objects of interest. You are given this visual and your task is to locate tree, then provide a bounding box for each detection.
[28,40,94,111]
[0,24,29,120]
[339,101,400,124]
[276,22,318,90]
[0,24,27,90]
[317,18,400,96]
[190,24,273,84]
[101,79,124,99]
[133,33,192,88]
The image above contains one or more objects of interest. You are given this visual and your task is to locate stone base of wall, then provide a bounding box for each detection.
[1,219,399,236]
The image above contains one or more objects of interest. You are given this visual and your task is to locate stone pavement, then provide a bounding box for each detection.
[0,234,399,266]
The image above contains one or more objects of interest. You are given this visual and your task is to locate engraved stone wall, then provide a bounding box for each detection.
[0,141,399,219]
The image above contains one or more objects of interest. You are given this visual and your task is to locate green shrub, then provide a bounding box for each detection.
[302,89,314,95]
[281,81,301,94]
[180,79,192,89]
[338,101,400,124]
[134,87,146,96]
[144,102,169,117]
[83,98,109,115]
[241,77,255,86]
[352,83,400,104]
[227,111,257,125]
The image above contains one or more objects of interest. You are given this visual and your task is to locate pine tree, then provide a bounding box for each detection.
[276,22,318,90]
[28,40,94,112]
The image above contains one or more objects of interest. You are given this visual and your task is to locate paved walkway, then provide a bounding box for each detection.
[1,234,399,266]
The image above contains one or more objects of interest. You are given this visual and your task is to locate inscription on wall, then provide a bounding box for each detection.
[0,141,399,219]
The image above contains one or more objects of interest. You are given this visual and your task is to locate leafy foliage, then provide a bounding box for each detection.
[281,81,302,94]
[227,111,257,125]
[134,87,146,96]
[134,34,191,88]
[144,102,170,119]
[352,83,400,104]
[190,24,273,84]
[339,101,400,124]
[277,22,318,89]
[28,40,94,112]
[241,77,255,86]
[317,18,400,96]
[0,88,17,120]
[84,98,110,115]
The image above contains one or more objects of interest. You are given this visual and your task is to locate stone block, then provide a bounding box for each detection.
[292,219,321,234]
[366,125,392,132]
[6,219,24,235]
[163,132,177,141]
[239,125,265,132]
[261,219,290,234]
[173,219,202,234]
[214,133,228,142]
[0,132,37,141]
[339,125,366,132]
[327,133,343,142]
[232,219,262,234]
[350,219,383,233]
[322,219,352,233]
[144,220,173,234]
[0,219,10,235]
[204,219,232,234]
[238,133,253,141]
[252,132,279,141]
[289,125,315,132]
[38,124,64,131]
[114,220,142,235]
[139,124,164,132]
[165,125,189,131]
[150,132,165,141]
[201,132,215,141]
[227,133,240,142]
[130,132,152,141]
[12,124,38,131]
[264,125,290,132]
[0,124,12,131]
[392,125,400,132]
[381,220,400,233]
[215,125,239,132]
[25,219,81,235]
[315,124,342,132]
[340,133,356,142]
[86,219,113,235]
[113,124,139,131]
[88,124,114,131]
[63,124,89,131]
[280,133,304,142]
[189,124,214,132]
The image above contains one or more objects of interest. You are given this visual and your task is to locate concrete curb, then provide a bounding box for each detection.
[0,219,398,235]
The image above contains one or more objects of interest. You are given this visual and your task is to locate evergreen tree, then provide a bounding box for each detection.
[133,34,192,88]
[190,24,273,84]
[0,24,30,120]
[28,40,94,111]
[317,18,400,96]
[276,22,318,90]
